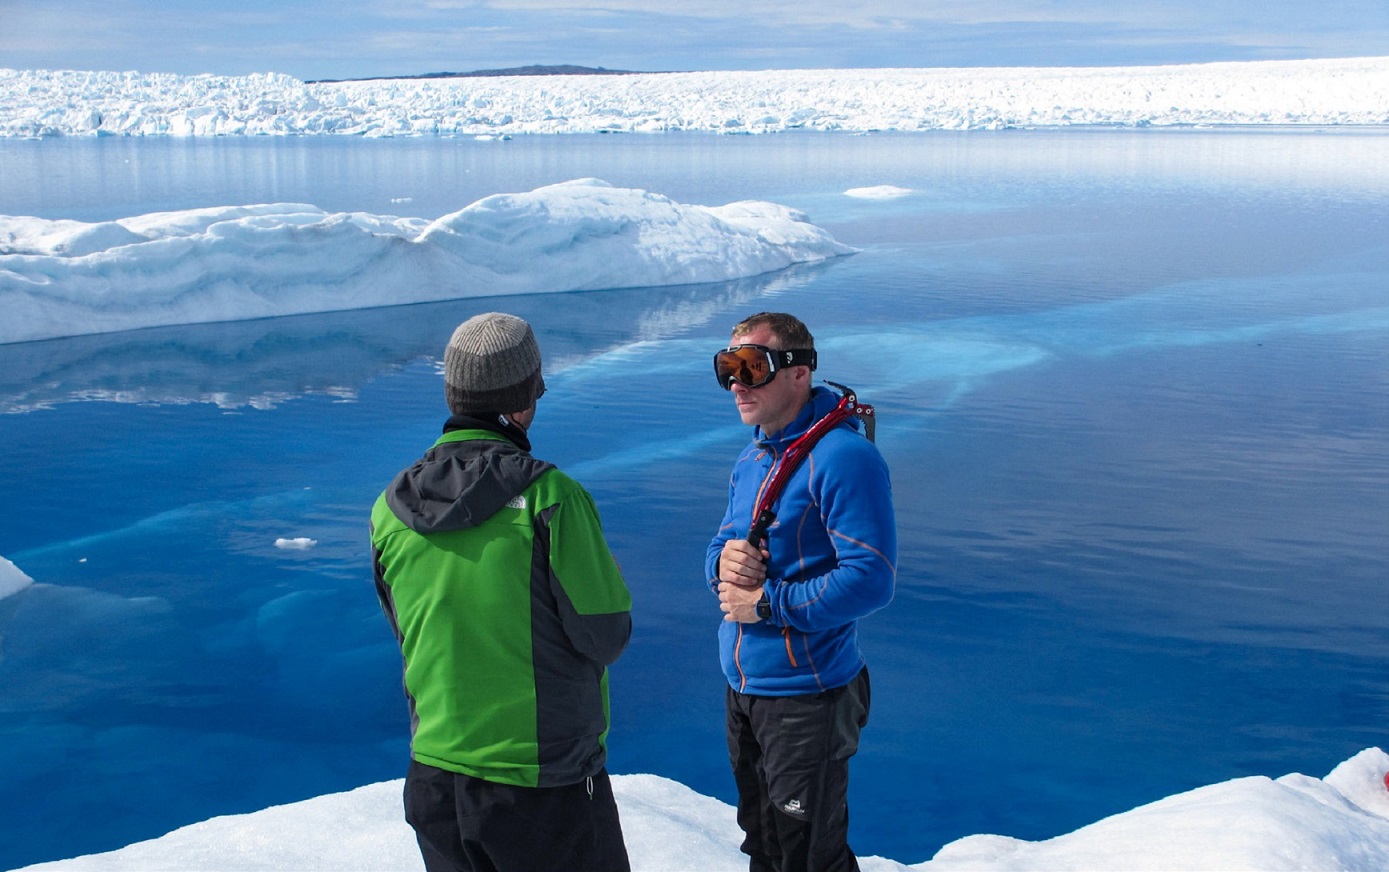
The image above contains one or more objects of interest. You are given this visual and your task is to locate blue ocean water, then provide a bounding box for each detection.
[0,131,1386,868]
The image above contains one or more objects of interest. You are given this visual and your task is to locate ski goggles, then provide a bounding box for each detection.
[714,344,817,390]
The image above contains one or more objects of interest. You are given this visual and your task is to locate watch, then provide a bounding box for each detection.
[755,593,772,620]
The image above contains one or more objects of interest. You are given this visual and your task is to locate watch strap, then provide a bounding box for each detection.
[755,593,772,620]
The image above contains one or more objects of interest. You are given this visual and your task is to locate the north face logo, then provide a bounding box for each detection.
[506,495,527,509]
[782,799,806,816]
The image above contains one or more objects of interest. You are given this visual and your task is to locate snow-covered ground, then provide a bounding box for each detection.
[14,748,1389,871]
[0,179,853,345]
[3,57,1388,138]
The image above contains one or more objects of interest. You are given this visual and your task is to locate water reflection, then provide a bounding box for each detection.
[4,131,1389,225]
[0,264,826,413]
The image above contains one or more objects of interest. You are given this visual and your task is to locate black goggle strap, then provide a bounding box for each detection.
[777,348,817,371]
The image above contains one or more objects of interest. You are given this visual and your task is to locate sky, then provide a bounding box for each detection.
[1,0,1387,81]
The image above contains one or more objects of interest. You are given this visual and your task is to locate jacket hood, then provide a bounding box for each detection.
[384,424,554,535]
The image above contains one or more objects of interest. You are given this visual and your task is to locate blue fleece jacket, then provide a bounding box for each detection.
[706,385,897,695]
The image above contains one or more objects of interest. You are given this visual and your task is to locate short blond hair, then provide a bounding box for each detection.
[730,312,814,349]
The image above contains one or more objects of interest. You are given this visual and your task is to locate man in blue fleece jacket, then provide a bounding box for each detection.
[707,312,897,872]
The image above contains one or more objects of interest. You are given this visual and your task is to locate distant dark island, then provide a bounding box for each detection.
[308,65,652,84]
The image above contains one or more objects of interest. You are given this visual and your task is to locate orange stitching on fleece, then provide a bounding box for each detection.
[734,625,747,691]
[826,530,897,576]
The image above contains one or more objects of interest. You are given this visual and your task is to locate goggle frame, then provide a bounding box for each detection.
[713,344,818,390]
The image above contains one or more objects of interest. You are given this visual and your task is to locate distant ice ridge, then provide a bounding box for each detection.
[2,57,1388,138]
[0,179,854,345]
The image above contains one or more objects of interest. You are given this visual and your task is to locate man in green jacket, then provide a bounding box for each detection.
[371,312,633,872]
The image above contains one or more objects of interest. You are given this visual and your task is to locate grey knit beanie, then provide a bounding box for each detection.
[444,312,544,414]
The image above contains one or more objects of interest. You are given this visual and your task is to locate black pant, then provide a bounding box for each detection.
[726,667,871,872]
[403,760,631,872]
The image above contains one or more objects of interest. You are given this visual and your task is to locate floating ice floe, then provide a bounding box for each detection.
[0,554,34,599]
[273,538,317,550]
[0,179,854,345]
[845,185,914,199]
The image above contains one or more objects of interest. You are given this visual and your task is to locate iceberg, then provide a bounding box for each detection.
[0,179,854,345]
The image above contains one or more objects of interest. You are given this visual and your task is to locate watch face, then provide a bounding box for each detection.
[757,597,772,619]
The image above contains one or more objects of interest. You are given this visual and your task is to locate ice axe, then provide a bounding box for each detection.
[747,381,875,548]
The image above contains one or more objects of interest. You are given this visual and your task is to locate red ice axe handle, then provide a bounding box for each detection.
[746,382,874,548]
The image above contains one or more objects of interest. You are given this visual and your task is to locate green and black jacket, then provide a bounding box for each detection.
[371,414,632,788]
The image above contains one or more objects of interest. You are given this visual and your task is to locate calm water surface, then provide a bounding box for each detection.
[0,131,1386,868]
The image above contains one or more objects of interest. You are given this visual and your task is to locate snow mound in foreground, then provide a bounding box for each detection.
[16,749,1389,871]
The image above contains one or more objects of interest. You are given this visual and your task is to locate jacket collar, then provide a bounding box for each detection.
[754,385,844,448]
[441,412,532,453]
